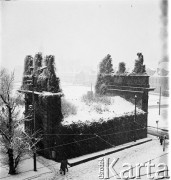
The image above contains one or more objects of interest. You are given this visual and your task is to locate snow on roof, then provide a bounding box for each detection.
[41,91,63,97]
[18,90,63,97]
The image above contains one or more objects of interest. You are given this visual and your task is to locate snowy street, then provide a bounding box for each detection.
[148,93,169,130]
[148,107,168,130]
[35,135,169,180]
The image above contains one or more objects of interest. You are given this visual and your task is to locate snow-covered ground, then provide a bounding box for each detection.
[62,96,144,125]
[61,83,93,100]
[0,154,52,180]
[148,92,169,106]
[148,108,169,130]
[61,83,144,125]
[148,89,169,130]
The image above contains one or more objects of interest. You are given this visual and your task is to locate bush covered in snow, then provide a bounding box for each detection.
[117,62,126,74]
[132,53,146,74]
[62,95,144,126]
[61,98,77,118]
[81,93,111,105]
[95,54,113,94]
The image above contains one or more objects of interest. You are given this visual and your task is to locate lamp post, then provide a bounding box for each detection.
[26,66,47,171]
[134,95,137,142]
[157,86,161,115]
[134,95,137,121]
[156,120,159,133]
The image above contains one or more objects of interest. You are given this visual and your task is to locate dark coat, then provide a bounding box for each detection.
[60,159,70,171]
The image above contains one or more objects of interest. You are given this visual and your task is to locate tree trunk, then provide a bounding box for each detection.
[8,148,16,174]
[8,106,16,174]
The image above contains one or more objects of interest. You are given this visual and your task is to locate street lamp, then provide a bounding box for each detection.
[156,120,159,133]
[26,66,47,171]
[134,95,137,121]
[134,95,137,142]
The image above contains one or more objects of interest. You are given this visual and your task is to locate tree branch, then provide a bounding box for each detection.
[0,95,9,107]
[0,128,10,141]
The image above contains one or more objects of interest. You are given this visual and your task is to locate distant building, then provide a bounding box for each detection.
[59,68,97,86]
[74,69,97,86]
[149,61,169,96]
[146,68,156,76]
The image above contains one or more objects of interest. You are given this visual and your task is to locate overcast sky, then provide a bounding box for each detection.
[0,0,166,74]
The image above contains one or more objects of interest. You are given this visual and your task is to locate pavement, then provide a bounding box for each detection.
[69,137,152,166]
[147,126,169,139]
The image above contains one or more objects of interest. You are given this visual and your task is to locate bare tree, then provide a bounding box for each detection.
[0,68,40,174]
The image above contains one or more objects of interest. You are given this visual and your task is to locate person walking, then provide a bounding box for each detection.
[163,135,166,152]
[60,157,71,175]
[159,136,163,145]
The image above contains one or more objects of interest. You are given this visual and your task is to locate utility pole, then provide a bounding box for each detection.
[32,75,37,171]
[159,86,161,115]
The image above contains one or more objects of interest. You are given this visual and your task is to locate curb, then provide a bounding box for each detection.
[147,129,169,139]
[70,138,152,167]
[148,126,168,132]
[148,104,168,109]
